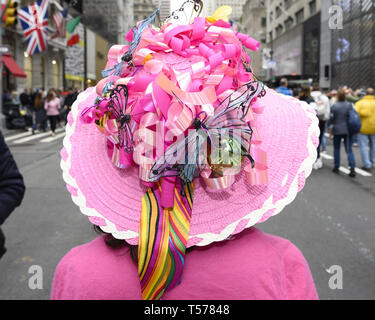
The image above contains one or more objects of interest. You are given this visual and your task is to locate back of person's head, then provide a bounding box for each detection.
[34,92,43,109]
[280,78,288,87]
[47,90,56,102]
[337,88,346,102]
[299,85,311,97]
[366,88,374,96]
[312,82,320,92]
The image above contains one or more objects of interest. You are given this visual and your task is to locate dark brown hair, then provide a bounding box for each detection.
[312,82,320,91]
[34,92,43,109]
[47,90,56,102]
[337,88,346,102]
[299,85,311,98]
[94,225,196,265]
[94,226,138,264]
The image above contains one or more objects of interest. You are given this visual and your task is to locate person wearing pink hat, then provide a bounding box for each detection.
[51,4,320,301]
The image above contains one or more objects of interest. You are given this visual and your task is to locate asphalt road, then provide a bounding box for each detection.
[0,128,374,300]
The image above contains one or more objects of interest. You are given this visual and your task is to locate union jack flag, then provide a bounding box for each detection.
[18,0,49,56]
[51,8,68,39]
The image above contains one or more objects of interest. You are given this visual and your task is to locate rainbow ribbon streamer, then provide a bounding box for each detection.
[138,181,194,300]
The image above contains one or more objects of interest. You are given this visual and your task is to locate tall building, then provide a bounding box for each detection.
[83,0,134,44]
[240,0,267,79]
[328,0,375,89]
[134,0,159,25]
[201,0,217,17]
[266,0,322,81]
[216,0,246,22]
[153,0,170,21]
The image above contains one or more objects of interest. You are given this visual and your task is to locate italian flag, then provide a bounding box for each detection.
[66,16,80,47]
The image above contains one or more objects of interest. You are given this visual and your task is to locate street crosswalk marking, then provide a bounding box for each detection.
[321,153,372,177]
[40,132,66,143]
[5,131,35,143]
[353,168,373,177]
[321,153,334,160]
[12,128,65,145]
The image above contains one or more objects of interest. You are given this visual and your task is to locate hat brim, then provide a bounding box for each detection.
[61,86,319,248]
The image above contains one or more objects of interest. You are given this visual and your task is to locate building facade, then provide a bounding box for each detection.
[240,0,267,79]
[216,0,246,22]
[95,33,110,82]
[2,0,67,93]
[266,0,322,81]
[200,0,217,17]
[134,0,158,25]
[83,0,134,45]
[153,0,170,21]
[329,0,375,90]
[1,0,114,94]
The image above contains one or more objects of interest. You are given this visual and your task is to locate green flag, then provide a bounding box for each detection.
[66,16,81,34]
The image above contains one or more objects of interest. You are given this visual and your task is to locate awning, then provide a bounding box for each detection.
[1,54,27,78]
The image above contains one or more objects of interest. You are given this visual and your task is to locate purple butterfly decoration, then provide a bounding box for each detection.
[108,85,136,154]
[148,81,266,194]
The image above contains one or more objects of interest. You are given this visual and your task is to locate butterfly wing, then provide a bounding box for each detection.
[108,85,136,153]
[149,129,207,182]
[119,122,135,154]
[206,81,265,129]
[108,85,129,119]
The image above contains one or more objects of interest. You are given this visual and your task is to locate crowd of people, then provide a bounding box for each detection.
[3,81,375,176]
[3,88,79,136]
[276,78,375,177]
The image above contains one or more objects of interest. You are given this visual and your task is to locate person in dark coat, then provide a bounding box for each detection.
[328,88,356,178]
[63,88,77,125]
[19,89,33,127]
[0,130,26,259]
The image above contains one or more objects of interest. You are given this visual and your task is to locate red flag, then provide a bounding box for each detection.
[1,0,6,22]
[67,34,79,46]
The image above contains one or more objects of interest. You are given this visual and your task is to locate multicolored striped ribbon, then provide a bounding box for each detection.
[138,181,194,300]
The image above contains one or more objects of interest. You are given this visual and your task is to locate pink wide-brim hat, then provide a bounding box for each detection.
[61,86,319,248]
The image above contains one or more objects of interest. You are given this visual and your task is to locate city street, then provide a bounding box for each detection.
[0,127,374,300]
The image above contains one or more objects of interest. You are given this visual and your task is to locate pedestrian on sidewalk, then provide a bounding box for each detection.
[0,130,26,260]
[311,83,331,171]
[276,78,293,97]
[51,22,319,300]
[19,89,32,127]
[55,89,64,128]
[63,88,77,125]
[44,90,61,137]
[354,88,375,172]
[328,88,356,178]
[32,91,46,134]
[298,84,315,104]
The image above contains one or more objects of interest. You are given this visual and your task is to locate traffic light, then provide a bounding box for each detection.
[5,1,18,27]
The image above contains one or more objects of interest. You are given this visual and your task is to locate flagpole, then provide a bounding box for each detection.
[0,0,11,130]
[83,25,87,90]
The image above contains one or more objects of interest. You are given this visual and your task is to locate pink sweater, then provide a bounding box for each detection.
[51,228,319,300]
[44,98,61,116]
